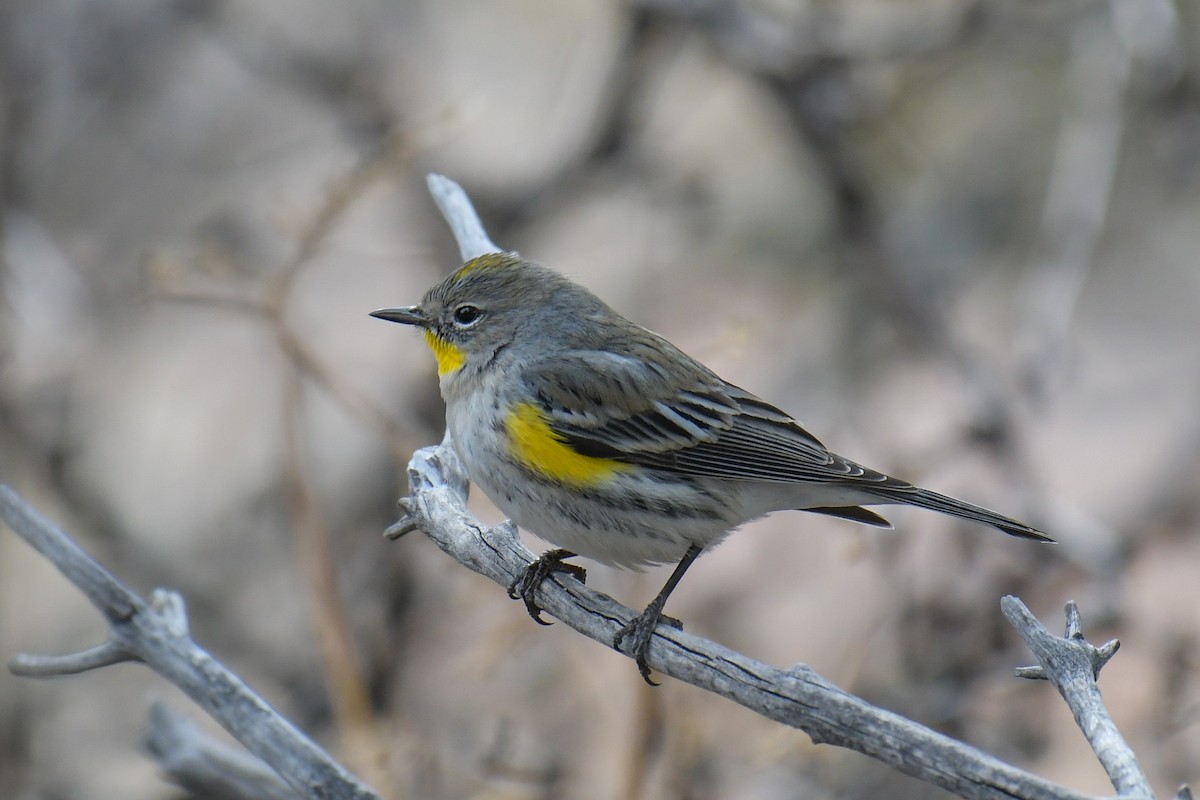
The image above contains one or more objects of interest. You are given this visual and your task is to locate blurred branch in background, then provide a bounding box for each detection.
[1017,3,1130,400]
[1018,0,1182,399]
[150,120,429,794]
[1013,0,1189,578]
[142,702,298,800]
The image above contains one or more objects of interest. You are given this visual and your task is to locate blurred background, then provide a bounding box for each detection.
[2,0,1199,797]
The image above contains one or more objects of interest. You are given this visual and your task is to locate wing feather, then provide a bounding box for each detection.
[519,341,1051,542]
[521,348,908,488]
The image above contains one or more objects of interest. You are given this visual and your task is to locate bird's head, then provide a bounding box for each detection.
[371,252,607,386]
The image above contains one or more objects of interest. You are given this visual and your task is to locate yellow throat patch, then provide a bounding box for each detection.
[423,330,466,376]
[506,402,630,488]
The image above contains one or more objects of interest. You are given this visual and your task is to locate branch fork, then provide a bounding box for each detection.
[1002,597,1155,799]
[0,485,378,800]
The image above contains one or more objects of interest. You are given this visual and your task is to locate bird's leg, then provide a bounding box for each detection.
[614,544,703,685]
[507,548,586,625]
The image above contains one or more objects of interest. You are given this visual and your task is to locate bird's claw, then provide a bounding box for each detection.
[507,549,585,626]
[613,604,681,686]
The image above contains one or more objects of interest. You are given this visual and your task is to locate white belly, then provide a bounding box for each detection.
[443,389,745,568]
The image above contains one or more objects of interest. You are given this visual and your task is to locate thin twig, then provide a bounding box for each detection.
[426,174,504,260]
[260,134,415,788]
[274,321,419,464]
[9,640,134,676]
[154,288,422,462]
[268,131,414,308]
[279,366,378,770]
[1002,597,1153,798]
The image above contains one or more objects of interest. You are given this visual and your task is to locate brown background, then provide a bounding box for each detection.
[2,1,1199,798]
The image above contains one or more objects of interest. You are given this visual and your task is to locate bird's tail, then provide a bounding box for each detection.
[867,486,1053,542]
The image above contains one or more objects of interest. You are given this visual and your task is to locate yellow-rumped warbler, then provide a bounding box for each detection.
[372,252,1051,683]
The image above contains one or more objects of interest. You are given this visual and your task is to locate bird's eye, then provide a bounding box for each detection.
[453,304,482,327]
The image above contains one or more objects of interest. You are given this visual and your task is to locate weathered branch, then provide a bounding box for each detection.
[0,485,379,800]
[1003,597,1154,798]
[393,436,1093,800]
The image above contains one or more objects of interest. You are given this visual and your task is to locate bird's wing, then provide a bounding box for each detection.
[521,349,903,487]
[521,348,1053,541]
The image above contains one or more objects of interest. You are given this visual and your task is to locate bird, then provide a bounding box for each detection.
[371,252,1051,683]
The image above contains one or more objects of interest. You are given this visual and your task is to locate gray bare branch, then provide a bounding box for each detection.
[426,173,505,261]
[0,485,379,800]
[1002,596,1153,798]
[397,436,1096,800]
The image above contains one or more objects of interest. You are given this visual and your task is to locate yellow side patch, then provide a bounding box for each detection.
[423,330,466,376]
[506,403,629,488]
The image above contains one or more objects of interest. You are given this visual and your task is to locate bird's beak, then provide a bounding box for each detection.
[369,306,428,327]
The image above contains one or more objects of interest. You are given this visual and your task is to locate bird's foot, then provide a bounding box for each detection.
[613,600,682,686]
[507,548,586,625]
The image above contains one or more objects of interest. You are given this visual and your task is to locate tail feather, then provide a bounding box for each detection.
[807,506,894,529]
[866,487,1053,542]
